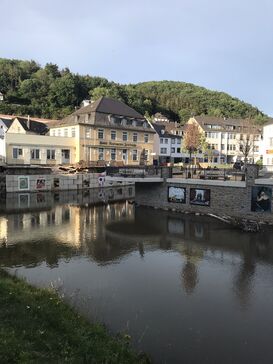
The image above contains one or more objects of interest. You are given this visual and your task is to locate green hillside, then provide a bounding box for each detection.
[0,58,268,124]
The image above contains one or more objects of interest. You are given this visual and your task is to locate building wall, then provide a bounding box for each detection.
[186,117,262,164]
[5,133,76,165]
[49,124,155,165]
[262,124,273,168]
[0,121,7,162]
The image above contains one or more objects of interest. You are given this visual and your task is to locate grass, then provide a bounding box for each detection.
[0,269,150,364]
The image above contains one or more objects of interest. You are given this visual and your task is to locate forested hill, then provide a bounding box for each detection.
[0,58,268,124]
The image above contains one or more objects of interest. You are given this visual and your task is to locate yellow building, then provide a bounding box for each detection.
[48,97,155,165]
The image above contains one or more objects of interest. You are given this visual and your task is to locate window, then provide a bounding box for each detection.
[160,138,163,144]
[111,130,116,140]
[177,148,181,153]
[122,132,128,141]
[144,134,149,143]
[71,127,76,137]
[254,135,259,141]
[64,128,68,137]
[176,139,181,145]
[98,148,104,160]
[111,148,116,160]
[132,149,138,161]
[160,148,167,154]
[13,148,23,159]
[31,149,40,160]
[171,139,175,144]
[254,146,259,152]
[164,138,168,144]
[57,129,61,137]
[227,144,236,151]
[144,149,148,161]
[85,128,91,138]
[51,130,56,136]
[98,129,104,139]
[221,144,225,150]
[133,132,138,142]
[171,147,175,153]
[47,149,55,160]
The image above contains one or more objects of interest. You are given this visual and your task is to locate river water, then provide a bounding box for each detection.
[0,188,273,363]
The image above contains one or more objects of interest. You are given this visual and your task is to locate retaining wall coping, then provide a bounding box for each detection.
[255,178,273,185]
[166,178,246,188]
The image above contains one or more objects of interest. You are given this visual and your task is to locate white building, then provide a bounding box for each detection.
[187,116,263,164]
[0,117,12,163]
[261,119,273,170]
[152,123,183,164]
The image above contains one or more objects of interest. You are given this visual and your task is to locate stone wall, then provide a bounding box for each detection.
[135,180,273,224]
[4,173,133,193]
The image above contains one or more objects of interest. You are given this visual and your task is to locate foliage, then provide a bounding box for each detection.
[0,58,269,124]
[183,123,202,160]
[0,269,150,363]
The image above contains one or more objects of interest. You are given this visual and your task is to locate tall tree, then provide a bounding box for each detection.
[183,123,202,163]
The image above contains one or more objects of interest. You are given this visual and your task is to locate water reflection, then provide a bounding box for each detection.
[1,191,273,363]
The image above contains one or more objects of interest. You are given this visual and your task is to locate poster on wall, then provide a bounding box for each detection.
[251,186,272,212]
[190,188,210,206]
[168,186,186,203]
[36,179,46,190]
[18,176,29,191]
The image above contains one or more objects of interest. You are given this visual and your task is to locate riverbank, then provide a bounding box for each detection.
[0,269,150,363]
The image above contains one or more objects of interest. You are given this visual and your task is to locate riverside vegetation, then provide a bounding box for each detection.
[0,58,269,124]
[0,269,150,363]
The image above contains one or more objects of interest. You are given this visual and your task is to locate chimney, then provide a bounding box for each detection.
[27,115,30,129]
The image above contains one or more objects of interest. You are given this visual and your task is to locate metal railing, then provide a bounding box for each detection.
[105,165,163,178]
[172,166,245,181]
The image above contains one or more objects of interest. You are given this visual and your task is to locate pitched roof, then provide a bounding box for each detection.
[15,117,48,135]
[0,117,12,128]
[192,116,262,133]
[152,123,181,139]
[76,97,144,119]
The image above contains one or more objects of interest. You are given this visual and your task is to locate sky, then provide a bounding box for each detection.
[1,0,273,115]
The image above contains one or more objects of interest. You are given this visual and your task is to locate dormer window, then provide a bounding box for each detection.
[121,118,127,126]
[85,114,90,123]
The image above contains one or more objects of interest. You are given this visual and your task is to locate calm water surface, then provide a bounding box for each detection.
[1,188,273,364]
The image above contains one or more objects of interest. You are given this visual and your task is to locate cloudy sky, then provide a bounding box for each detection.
[1,0,272,115]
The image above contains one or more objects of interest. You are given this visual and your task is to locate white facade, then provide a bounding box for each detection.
[153,131,182,163]
[262,122,273,169]
[0,119,9,163]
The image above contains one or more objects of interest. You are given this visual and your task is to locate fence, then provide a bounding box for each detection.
[172,166,245,181]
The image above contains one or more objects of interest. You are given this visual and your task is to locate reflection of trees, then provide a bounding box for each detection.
[233,235,268,309]
[0,239,77,268]
[182,261,198,295]
[180,244,203,295]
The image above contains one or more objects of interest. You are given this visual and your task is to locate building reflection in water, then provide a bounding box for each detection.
[1,190,273,308]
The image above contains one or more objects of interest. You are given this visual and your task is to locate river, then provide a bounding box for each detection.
[0,188,273,363]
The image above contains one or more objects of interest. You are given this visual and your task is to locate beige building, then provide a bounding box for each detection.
[6,117,76,165]
[4,97,155,166]
[47,97,155,165]
[186,116,262,164]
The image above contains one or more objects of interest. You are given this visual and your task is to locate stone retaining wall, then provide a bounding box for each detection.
[135,180,273,224]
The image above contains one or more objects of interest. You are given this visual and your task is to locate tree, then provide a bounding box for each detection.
[237,120,260,164]
[183,123,202,163]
